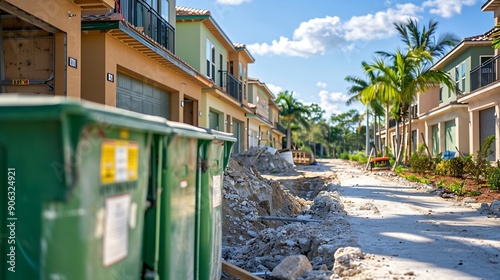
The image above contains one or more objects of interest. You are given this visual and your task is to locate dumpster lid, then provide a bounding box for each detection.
[0,95,170,133]
[201,128,237,142]
[165,120,214,140]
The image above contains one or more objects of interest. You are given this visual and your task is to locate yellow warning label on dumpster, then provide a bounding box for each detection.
[100,140,139,184]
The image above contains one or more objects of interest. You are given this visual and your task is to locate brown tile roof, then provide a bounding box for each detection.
[463,27,496,42]
[176,6,210,16]
[233,42,246,49]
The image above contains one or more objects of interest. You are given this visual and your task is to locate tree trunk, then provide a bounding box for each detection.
[393,116,407,169]
[395,119,400,159]
[384,104,390,157]
[366,105,370,156]
[406,111,413,163]
[286,124,292,149]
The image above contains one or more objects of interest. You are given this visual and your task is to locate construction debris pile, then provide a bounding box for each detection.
[222,157,306,249]
[222,153,364,279]
[231,147,295,174]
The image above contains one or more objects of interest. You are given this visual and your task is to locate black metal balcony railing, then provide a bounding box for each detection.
[274,122,287,134]
[470,54,500,92]
[117,0,175,53]
[219,71,242,102]
[388,119,396,128]
[256,113,273,126]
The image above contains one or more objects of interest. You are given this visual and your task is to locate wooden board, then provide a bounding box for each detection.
[222,260,264,280]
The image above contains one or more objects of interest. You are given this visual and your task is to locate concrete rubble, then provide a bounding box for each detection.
[270,255,313,280]
[231,147,295,174]
[222,149,359,279]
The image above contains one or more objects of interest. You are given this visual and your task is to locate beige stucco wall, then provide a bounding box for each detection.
[422,106,470,156]
[418,87,440,114]
[202,90,248,151]
[6,0,81,97]
[81,31,202,123]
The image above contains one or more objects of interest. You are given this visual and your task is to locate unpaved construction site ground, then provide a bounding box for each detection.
[222,149,500,279]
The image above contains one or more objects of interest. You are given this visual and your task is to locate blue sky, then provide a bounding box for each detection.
[176,0,494,117]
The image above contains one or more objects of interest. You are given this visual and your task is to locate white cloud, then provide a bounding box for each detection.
[247,4,421,57]
[317,81,328,88]
[216,0,251,5]
[343,4,422,41]
[266,83,283,95]
[318,90,351,116]
[423,0,477,18]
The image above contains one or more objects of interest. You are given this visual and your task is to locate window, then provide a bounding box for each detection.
[239,62,243,81]
[160,0,169,21]
[454,67,459,95]
[439,87,443,102]
[243,67,247,100]
[206,40,216,80]
[461,62,466,92]
[261,100,266,109]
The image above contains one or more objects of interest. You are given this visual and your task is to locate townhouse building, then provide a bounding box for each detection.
[80,0,214,126]
[247,77,286,149]
[418,33,494,157]
[455,0,500,161]
[175,6,255,153]
[1,1,285,154]
[382,2,499,162]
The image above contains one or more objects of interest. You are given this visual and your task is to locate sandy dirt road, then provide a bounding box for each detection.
[325,158,500,280]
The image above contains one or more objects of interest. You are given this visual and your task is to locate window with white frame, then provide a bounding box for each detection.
[206,39,216,80]
[461,62,466,92]
[454,66,459,95]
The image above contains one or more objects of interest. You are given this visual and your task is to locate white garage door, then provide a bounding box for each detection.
[116,73,170,118]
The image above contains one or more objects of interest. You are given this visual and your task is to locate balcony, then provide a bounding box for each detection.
[274,122,287,135]
[117,0,175,53]
[470,54,500,92]
[219,71,242,102]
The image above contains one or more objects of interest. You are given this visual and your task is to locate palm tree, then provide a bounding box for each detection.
[346,61,388,156]
[363,48,455,168]
[377,19,459,160]
[276,90,310,149]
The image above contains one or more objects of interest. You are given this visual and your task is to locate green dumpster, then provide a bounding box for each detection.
[197,129,236,280]
[0,96,167,280]
[157,121,213,280]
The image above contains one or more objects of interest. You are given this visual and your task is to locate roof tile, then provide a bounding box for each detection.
[176,6,210,16]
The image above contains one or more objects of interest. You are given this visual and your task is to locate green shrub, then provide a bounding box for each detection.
[409,145,432,174]
[394,165,405,173]
[448,180,465,196]
[447,157,466,178]
[436,178,445,188]
[464,135,495,183]
[339,152,349,160]
[487,167,500,190]
[467,191,481,197]
[434,161,447,176]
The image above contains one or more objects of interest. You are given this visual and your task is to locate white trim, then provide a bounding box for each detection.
[468,101,498,112]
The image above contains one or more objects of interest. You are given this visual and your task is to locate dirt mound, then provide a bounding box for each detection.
[231,147,295,174]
